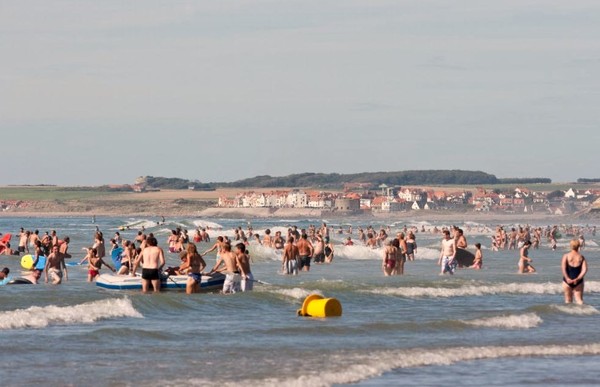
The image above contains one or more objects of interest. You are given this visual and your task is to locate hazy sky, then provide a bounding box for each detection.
[2,1,599,185]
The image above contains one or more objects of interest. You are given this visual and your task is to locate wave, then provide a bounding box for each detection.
[247,243,283,261]
[270,288,323,300]
[463,313,542,329]
[160,343,600,387]
[0,298,142,330]
[192,220,224,230]
[121,219,161,230]
[365,281,600,299]
[548,304,600,316]
[335,245,383,260]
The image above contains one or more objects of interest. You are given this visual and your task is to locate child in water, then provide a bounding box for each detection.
[471,243,483,270]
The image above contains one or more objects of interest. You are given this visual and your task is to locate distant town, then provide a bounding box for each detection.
[217,183,600,215]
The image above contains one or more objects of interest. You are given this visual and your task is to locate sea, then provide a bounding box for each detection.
[1,216,600,386]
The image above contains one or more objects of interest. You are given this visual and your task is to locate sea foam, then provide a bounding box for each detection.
[272,288,323,300]
[549,304,600,316]
[0,298,142,330]
[463,313,542,329]
[163,343,600,387]
[366,281,600,299]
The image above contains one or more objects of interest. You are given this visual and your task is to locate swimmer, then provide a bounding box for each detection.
[561,239,588,304]
[0,267,9,280]
[382,241,396,276]
[518,241,536,274]
[282,237,299,275]
[236,243,253,292]
[438,230,457,275]
[471,243,483,270]
[324,237,334,264]
[44,245,69,285]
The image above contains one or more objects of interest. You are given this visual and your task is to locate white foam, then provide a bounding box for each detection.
[247,244,283,262]
[122,219,159,230]
[162,343,600,387]
[0,298,142,330]
[366,281,600,299]
[550,304,600,316]
[334,245,384,260]
[272,288,323,300]
[464,313,542,329]
[192,220,224,230]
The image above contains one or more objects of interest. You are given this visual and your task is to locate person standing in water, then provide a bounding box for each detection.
[81,247,116,282]
[471,243,483,270]
[236,243,253,292]
[44,245,69,285]
[179,243,206,294]
[282,237,299,275]
[518,240,536,274]
[561,239,588,304]
[438,230,456,275]
[131,237,166,293]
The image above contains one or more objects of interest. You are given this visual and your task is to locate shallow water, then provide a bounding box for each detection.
[0,217,599,386]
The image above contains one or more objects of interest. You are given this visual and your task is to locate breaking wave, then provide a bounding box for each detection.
[0,298,142,330]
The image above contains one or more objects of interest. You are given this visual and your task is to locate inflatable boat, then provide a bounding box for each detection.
[96,272,226,291]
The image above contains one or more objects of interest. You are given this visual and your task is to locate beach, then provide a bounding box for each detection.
[1,215,600,386]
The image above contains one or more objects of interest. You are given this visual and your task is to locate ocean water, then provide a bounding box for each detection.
[1,216,599,386]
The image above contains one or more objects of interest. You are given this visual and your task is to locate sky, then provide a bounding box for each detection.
[1,0,599,185]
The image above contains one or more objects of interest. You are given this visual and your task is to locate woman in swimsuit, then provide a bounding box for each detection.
[561,239,588,304]
[518,241,536,274]
[117,241,135,275]
[382,240,397,276]
[406,232,417,262]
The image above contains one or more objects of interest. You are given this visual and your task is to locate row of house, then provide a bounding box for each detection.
[218,185,600,214]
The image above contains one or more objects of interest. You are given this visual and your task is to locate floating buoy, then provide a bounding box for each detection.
[297,294,342,318]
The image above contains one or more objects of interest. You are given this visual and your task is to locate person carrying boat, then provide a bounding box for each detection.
[179,243,206,294]
[208,243,241,294]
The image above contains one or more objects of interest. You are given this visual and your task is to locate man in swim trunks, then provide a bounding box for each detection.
[313,234,325,264]
[44,245,69,285]
[296,234,314,272]
[236,243,253,292]
[208,243,241,294]
[131,236,165,293]
[438,230,456,275]
[283,237,299,275]
[18,230,29,254]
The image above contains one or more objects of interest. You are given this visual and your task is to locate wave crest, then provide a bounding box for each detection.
[0,298,142,330]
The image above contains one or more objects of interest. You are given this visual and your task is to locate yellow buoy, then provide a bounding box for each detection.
[297,294,342,318]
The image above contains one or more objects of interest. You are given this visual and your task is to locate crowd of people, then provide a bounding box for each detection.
[0,221,593,304]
